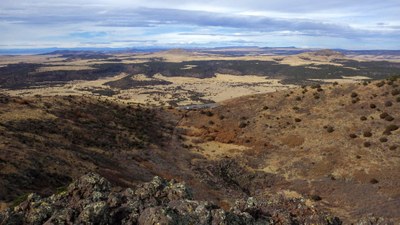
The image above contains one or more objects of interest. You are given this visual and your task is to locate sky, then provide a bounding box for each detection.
[1,0,400,49]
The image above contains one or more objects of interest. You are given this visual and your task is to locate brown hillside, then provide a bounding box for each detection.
[178,78,400,223]
[0,77,399,223]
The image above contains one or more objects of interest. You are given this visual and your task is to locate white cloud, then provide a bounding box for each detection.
[0,0,399,49]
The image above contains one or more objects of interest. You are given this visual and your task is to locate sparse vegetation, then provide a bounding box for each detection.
[383,124,399,135]
[205,111,214,117]
[1,52,400,224]
[391,89,400,96]
[385,101,393,107]
[239,121,247,128]
[363,131,372,137]
[370,178,379,184]
[364,142,371,147]
[349,133,357,138]
[379,137,388,143]
[326,126,335,133]
[376,81,385,87]
[380,112,389,119]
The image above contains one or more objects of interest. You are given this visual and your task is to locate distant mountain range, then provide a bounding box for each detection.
[1,46,400,56]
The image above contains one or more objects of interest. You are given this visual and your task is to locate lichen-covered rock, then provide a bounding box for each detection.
[0,173,343,225]
[355,216,395,225]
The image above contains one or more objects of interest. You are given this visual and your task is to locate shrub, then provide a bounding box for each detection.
[12,193,29,208]
[294,118,302,122]
[363,131,372,137]
[370,103,376,109]
[352,98,359,104]
[379,137,388,142]
[360,116,367,121]
[295,96,302,101]
[383,124,399,135]
[351,92,358,98]
[385,115,394,122]
[263,106,269,110]
[326,126,335,133]
[205,111,214,117]
[364,142,371,147]
[239,121,247,128]
[391,89,400,96]
[397,96,400,102]
[349,133,357,138]
[380,112,389,119]
[385,101,393,107]
[311,195,322,201]
[311,84,321,89]
[389,145,398,150]
[375,81,385,87]
[370,178,379,184]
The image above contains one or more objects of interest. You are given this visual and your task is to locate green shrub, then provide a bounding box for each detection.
[12,193,29,208]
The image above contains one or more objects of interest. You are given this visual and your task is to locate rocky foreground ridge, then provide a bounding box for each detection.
[0,173,393,225]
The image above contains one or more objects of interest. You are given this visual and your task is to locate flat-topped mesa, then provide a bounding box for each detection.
[309,49,345,57]
[161,48,192,55]
[0,173,345,225]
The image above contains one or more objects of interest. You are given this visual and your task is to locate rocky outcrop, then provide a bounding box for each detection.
[0,172,344,225]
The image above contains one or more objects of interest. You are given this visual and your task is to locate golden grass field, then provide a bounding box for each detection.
[0,50,375,106]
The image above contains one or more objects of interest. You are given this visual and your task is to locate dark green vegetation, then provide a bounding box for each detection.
[103,60,400,88]
[2,59,400,89]
[105,74,172,89]
[0,63,126,89]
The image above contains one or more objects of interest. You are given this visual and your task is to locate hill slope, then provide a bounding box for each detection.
[178,77,400,223]
[0,77,399,223]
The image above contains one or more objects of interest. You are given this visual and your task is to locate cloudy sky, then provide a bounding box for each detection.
[1,0,399,49]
